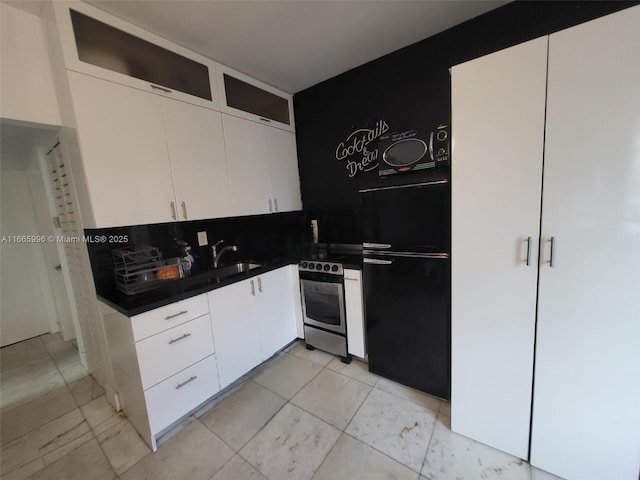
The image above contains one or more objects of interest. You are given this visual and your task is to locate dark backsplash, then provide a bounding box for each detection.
[86,212,310,293]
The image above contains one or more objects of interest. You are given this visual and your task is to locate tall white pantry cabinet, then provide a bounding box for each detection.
[451,6,640,480]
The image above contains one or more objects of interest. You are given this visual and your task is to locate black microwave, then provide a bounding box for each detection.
[377,124,449,177]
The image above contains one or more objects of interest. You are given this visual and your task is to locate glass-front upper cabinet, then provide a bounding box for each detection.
[52,1,219,110]
[216,63,295,132]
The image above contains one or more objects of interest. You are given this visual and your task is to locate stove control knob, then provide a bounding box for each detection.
[316,264,323,271]
[331,265,339,272]
[300,262,308,269]
[323,264,331,271]
[307,262,314,270]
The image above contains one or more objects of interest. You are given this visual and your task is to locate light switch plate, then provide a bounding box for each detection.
[197,231,208,246]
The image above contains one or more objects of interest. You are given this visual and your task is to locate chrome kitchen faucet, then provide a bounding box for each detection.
[212,240,238,268]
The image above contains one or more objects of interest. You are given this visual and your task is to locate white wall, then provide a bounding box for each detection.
[0,2,61,126]
[0,157,60,346]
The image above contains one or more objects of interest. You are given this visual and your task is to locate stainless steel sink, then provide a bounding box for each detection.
[211,262,262,278]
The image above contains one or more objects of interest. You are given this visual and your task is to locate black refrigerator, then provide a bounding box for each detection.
[360,177,450,399]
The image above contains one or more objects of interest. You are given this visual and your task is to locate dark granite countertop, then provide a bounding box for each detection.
[97,257,297,317]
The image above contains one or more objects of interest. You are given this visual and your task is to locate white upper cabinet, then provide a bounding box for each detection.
[69,71,232,228]
[264,127,303,213]
[53,1,219,110]
[161,99,233,221]
[450,37,547,461]
[0,3,61,126]
[216,63,295,132]
[223,114,302,217]
[223,114,272,216]
[68,71,176,228]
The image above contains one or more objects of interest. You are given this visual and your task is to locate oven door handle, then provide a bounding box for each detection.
[364,257,393,265]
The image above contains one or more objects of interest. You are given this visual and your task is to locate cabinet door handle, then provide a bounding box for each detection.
[165,310,188,320]
[268,199,273,212]
[257,277,262,293]
[525,236,532,266]
[168,332,191,344]
[274,198,279,212]
[549,236,556,267]
[150,84,172,94]
[170,202,177,220]
[344,277,358,281]
[259,117,271,123]
[175,376,197,389]
[181,201,188,220]
[250,279,255,296]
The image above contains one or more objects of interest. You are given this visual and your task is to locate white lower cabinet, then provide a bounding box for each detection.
[101,293,220,452]
[145,355,219,435]
[103,266,299,451]
[136,314,215,390]
[256,267,298,360]
[209,265,299,389]
[344,269,366,358]
[208,277,263,389]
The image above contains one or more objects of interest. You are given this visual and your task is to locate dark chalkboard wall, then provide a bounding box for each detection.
[294,1,636,243]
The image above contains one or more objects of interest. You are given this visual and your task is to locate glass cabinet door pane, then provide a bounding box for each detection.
[224,74,290,125]
[70,10,212,101]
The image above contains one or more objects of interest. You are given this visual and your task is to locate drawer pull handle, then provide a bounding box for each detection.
[175,376,197,389]
[168,333,191,344]
[165,310,188,320]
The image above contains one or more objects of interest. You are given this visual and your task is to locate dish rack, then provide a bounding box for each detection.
[112,245,181,295]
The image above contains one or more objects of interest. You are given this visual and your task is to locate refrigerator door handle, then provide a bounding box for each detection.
[363,242,391,249]
[364,258,393,265]
[363,250,449,259]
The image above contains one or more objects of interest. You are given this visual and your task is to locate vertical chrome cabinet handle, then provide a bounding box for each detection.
[274,198,279,212]
[250,279,255,296]
[525,236,532,266]
[181,201,188,219]
[170,201,177,220]
[257,277,263,293]
[268,199,273,212]
[549,236,555,267]
[175,376,197,389]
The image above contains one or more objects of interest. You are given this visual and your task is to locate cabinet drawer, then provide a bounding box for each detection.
[131,294,209,341]
[145,355,220,435]
[137,314,214,389]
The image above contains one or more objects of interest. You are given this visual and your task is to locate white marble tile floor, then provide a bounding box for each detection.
[0,336,564,480]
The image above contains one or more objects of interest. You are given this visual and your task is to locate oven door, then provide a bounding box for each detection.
[300,279,346,334]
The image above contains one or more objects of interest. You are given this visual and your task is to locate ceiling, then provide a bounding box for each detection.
[84,0,508,94]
